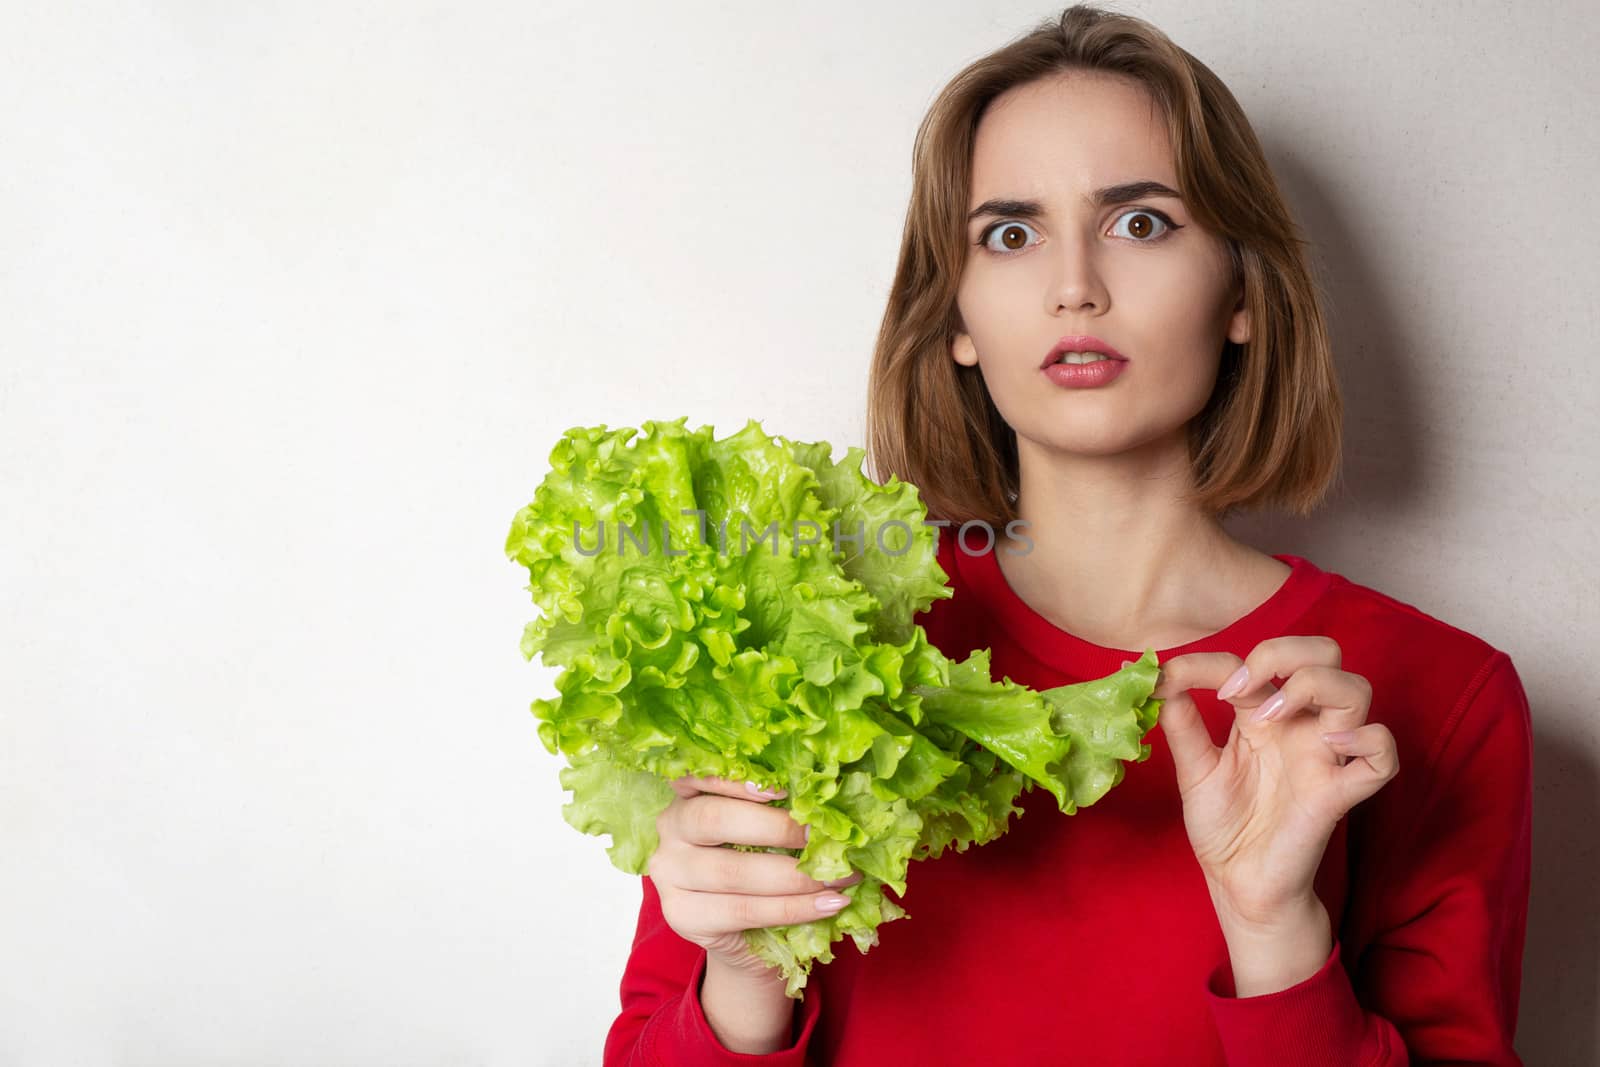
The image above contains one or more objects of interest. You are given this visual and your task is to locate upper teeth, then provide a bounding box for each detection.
[1056,351,1109,364]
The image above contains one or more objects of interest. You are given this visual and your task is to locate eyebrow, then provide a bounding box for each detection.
[966,180,1183,223]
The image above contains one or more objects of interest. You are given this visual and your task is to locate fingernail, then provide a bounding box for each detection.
[824,872,861,888]
[1323,730,1357,744]
[1217,665,1250,701]
[1119,659,1134,670]
[1250,691,1286,723]
[815,894,848,912]
[746,781,786,799]
[803,825,811,843]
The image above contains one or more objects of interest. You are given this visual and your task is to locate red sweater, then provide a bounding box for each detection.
[603,529,1533,1065]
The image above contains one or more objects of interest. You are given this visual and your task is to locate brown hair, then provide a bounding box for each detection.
[864,3,1341,526]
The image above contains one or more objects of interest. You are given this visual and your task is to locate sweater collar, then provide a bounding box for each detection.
[946,533,1334,677]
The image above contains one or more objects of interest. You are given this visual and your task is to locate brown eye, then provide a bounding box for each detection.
[1110,209,1176,242]
[979,220,1039,254]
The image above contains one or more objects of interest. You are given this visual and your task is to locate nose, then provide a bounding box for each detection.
[1048,229,1109,315]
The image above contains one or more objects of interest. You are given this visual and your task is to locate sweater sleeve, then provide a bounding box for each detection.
[1202,651,1533,1066]
[602,874,825,1066]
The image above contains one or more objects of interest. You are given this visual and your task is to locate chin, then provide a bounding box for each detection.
[1026,429,1142,457]
[1022,419,1187,461]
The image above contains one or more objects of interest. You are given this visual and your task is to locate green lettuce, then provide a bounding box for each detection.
[506,418,1162,997]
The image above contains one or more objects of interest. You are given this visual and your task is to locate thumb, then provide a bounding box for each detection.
[1156,688,1220,795]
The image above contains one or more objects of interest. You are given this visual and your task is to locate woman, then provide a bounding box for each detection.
[604,6,1532,1064]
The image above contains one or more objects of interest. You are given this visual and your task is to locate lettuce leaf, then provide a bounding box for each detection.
[506,418,1162,996]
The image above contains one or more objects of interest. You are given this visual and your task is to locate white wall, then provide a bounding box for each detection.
[2,2,1593,1064]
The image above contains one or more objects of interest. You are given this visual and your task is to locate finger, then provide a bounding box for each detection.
[1155,688,1222,795]
[1155,652,1280,739]
[1248,665,1372,733]
[1153,652,1246,700]
[669,774,788,802]
[673,794,810,851]
[678,849,863,895]
[668,885,857,934]
[1226,636,1343,699]
[1320,723,1399,813]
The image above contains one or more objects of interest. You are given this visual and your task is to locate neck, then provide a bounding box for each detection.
[996,432,1285,651]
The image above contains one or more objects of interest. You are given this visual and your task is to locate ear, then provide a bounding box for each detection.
[952,331,979,367]
[1225,287,1251,346]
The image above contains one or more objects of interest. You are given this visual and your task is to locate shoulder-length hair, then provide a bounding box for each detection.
[865,3,1341,526]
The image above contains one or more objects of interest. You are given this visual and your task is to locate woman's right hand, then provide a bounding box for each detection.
[649,774,863,982]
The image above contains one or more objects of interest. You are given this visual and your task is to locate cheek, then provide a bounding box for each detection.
[1114,263,1231,363]
[1120,258,1215,321]
[960,264,1015,318]
[958,284,1025,373]
[966,262,1046,346]
[1161,344,1226,430]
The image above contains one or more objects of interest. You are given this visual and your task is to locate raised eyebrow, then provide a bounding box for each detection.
[966,180,1184,223]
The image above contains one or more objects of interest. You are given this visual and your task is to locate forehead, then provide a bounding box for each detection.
[969,72,1175,200]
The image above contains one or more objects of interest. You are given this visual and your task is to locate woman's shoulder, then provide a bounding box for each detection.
[1288,555,1497,650]
[1278,557,1531,837]
[1282,554,1522,712]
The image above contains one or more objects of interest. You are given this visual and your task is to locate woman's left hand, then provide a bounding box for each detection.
[1153,636,1400,928]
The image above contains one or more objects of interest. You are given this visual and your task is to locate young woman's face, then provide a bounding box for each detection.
[953,70,1249,461]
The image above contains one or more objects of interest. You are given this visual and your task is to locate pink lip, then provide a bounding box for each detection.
[1039,334,1127,369]
[1043,359,1127,389]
